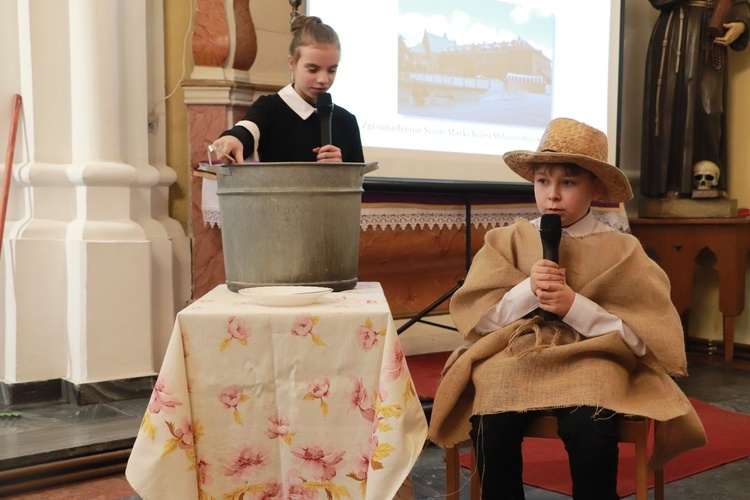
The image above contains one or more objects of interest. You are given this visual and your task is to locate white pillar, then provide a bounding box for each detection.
[1,0,189,391]
[1,0,72,384]
[65,0,153,383]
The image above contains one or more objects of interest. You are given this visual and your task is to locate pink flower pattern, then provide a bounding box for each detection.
[354,441,372,480]
[174,418,194,450]
[291,313,325,346]
[276,470,317,500]
[254,479,281,499]
[196,459,213,486]
[355,324,378,351]
[305,378,331,417]
[383,341,406,382]
[266,410,290,440]
[306,379,330,399]
[291,313,315,338]
[227,316,251,340]
[138,288,419,498]
[219,385,245,409]
[290,444,346,481]
[220,316,252,352]
[348,376,375,422]
[220,445,271,484]
[147,376,182,414]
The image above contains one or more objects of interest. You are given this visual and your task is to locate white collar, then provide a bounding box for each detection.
[531,211,599,236]
[562,211,597,236]
[279,84,316,120]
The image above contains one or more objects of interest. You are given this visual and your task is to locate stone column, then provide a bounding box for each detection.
[186,0,258,298]
[186,0,295,298]
[1,0,76,399]
[65,0,154,387]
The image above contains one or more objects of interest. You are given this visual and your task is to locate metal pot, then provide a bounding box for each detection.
[198,161,379,292]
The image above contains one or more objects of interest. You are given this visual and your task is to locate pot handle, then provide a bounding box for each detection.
[197,162,232,176]
[197,145,234,176]
[361,161,379,176]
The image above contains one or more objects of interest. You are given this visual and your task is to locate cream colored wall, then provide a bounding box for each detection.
[164,0,193,233]
[728,43,750,207]
[698,46,750,346]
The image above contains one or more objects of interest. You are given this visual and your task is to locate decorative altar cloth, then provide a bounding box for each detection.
[126,282,428,500]
[359,203,629,232]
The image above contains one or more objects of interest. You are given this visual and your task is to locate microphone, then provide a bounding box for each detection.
[539,213,562,321]
[317,92,333,147]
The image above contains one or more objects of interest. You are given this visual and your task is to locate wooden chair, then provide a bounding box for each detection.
[445,414,665,500]
[406,351,665,499]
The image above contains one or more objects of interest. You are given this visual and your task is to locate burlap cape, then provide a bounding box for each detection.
[427,219,706,469]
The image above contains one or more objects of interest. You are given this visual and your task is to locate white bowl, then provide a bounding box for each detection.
[237,286,333,307]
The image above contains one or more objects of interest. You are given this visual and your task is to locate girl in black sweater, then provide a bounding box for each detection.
[211,16,364,164]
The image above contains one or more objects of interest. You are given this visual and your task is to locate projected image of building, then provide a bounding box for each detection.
[397,1,554,128]
[398,31,552,126]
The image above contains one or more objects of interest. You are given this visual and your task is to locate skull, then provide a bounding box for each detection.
[692,161,720,190]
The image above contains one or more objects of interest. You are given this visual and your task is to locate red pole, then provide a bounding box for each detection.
[0,94,23,259]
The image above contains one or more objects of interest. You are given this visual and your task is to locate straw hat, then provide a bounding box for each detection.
[502,117,633,203]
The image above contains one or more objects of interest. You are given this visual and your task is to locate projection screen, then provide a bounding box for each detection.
[306,0,623,183]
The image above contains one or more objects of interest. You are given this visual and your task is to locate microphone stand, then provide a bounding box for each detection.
[395,200,470,334]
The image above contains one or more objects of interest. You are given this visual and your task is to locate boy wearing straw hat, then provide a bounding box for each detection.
[427,118,705,499]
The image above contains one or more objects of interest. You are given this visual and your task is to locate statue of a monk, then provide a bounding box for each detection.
[641,0,750,198]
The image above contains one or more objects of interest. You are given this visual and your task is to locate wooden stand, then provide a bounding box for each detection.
[638,196,737,218]
[629,218,750,365]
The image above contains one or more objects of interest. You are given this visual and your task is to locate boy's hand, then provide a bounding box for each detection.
[530,259,575,318]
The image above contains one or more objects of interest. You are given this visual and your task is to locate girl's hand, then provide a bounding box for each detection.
[211,136,244,163]
[313,144,342,163]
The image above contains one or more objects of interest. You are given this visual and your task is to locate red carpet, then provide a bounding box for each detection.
[457,398,750,497]
[406,352,750,495]
[408,351,452,400]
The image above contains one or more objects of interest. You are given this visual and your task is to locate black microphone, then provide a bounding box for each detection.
[317,92,333,147]
[539,213,562,321]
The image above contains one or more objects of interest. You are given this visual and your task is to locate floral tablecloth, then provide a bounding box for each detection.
[126,283,428,500]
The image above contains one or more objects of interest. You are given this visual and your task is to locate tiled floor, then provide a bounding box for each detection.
[2,355,750,499]
[3,476,138,500]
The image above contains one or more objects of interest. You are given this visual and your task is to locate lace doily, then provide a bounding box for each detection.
[359,206,539,231]
[359,206,629,232]
[202,177,222,228]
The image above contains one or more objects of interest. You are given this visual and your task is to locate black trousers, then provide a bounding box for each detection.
[469,407,620,500]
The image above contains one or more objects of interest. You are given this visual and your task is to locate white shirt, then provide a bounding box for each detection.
[474,212,647,356]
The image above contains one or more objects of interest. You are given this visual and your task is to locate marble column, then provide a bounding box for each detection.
[185,0,296,298]
[186,0,257,298]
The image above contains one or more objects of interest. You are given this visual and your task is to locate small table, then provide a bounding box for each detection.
[629,218,750,365]
[126,283,427,499]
